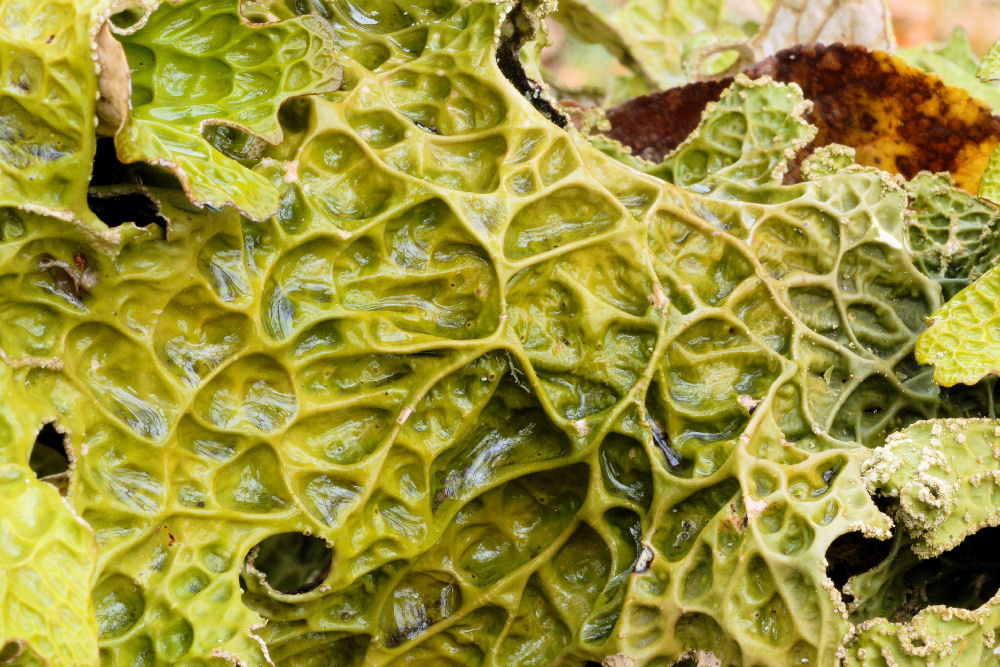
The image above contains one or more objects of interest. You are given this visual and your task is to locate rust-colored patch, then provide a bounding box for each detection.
[605,44,1000,191]
[604,79,730,164]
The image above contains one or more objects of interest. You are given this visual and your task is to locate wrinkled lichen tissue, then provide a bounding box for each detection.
[5,0,1000,665]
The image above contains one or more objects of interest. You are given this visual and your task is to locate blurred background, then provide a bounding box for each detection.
[540,0,1000,101]
[890,0,1000,54]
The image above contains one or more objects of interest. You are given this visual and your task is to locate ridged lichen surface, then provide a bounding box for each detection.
[0,0,980,665]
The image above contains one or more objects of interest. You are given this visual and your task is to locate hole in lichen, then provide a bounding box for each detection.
[90,138,131,187]
[29,422,69,492]
[277,97,314,134]
[825,531,894,593]
[109,6,152,31]
[87,139,173,231]
[0,642,20,663]
[87,191,168,231]
[89,137,182,191]
[244,532,333,594]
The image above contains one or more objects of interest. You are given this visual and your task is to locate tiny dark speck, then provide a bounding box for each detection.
[46,34,55,43]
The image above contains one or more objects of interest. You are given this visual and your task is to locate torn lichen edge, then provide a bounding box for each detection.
[101,2,344,222]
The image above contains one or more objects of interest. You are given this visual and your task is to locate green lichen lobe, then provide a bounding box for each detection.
[113,0,343,220]
[864,418,1000,558]
[0,462,99,666]
[843,591,1000,666]
[917,262,1000,386]
[0,0,987,664]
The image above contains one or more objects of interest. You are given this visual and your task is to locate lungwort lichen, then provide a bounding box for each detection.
[5,0,1000,665]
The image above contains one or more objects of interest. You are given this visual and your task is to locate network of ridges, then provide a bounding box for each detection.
[655,171,939,456]
[240,1,661,662]
[842,590,1000,666]
[247,0,502,103]
[0,460,99,665]
[113,0,342,221]
[0,9,662,655]
[617,415,887,666]
[645,74,816,189]
[917,260,1000,386]
[0,307,99,665]
[0,206,273,665]
[0,0,103,223]
[0,195,652,665]
[0,0,952,665]
[614,167,940,663]
[258,4,944,662]
[864,418,1000,558]
[904,171,1000,300]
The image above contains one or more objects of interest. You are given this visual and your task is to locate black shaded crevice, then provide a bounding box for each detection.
[29,422,69,479]
[495,0,568,129]
[833,523,1000,622]
[826,532,894,592]
[891,526,1000,618]
[87,191,168,230]
[89,137,131,187]
[87,137,175,230]
[29,423,71,495]
[917,526,1000,610]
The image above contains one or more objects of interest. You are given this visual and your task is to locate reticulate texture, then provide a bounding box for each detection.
[7,0,1000,665]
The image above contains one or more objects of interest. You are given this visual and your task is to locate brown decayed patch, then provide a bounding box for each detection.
[604,79,730,164]
[605,44,1000,192]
